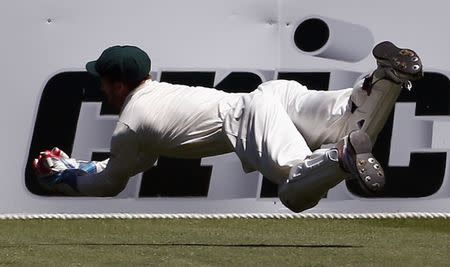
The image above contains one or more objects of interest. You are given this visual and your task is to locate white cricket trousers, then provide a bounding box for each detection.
[223,79,354,184]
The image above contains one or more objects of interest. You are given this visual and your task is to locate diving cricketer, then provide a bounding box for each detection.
[32,41,423,212]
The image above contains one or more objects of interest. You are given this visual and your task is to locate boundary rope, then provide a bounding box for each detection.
[0,212,449,219]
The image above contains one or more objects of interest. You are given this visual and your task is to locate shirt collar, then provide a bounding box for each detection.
[120,79,153,113]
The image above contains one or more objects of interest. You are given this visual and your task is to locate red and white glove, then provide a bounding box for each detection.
[32,147,101,195]
[32,147,80,178]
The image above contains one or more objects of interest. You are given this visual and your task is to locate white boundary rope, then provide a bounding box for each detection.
[0,213,449,219]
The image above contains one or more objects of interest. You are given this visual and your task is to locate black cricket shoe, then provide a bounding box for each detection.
[373,41,424,84]
[336,130,385,195]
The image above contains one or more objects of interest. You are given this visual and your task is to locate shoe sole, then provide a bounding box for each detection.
[372,41,423,80]
[345,131,385,194]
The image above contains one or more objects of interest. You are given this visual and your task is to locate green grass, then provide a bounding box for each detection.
[0,219,448,266]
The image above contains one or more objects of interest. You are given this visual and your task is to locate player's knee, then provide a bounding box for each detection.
[278,181,322,213]
[279,192,320,213]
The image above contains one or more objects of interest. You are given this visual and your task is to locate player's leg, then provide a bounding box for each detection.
[341,41,423,142]
[278,130,382,212]
[276,42,423,211]
[223,91,313,183]
[267,41,423,149]
[223,92,377,213]
[256,79,353,150]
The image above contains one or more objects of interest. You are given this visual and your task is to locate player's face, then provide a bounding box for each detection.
[100,78,129,111]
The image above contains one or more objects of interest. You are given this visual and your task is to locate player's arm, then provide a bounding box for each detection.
[35,122,157,196]
[75,122,158,196]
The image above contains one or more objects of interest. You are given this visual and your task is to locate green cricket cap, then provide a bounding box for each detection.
[86,45,151,83]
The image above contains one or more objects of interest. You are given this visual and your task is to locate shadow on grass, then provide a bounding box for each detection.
[0,243,361,248]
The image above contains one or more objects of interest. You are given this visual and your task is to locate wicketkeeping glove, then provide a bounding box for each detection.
[32,147,77,177]
[32,147,97,195]
[32,147,98,177]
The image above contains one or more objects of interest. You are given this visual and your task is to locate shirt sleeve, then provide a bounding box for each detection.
[75,122,158,196]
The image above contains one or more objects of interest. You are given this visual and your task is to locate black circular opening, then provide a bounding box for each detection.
[294,18,330,52]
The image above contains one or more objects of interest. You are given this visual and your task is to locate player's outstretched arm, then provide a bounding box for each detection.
[33,122,157,196]
[75,123,157,196]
